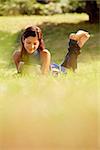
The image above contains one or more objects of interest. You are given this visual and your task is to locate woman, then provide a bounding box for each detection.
[13,26,51,74]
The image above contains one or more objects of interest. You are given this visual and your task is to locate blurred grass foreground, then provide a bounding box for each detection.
[0,13,100,150]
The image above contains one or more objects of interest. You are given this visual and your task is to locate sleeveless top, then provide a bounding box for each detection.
[21,49,40,65]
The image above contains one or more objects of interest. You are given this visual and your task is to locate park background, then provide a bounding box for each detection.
[0,0,100,150]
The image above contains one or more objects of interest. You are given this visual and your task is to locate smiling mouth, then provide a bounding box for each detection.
[27,49,35,53]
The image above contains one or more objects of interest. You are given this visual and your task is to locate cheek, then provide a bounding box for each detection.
[23,41,39,51]
[24,43,32,51]
[24,43,28,49]
[35,42,39,48]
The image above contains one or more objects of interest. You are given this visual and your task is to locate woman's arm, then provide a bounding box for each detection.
[13,50,22,72]
[40,49,51,74]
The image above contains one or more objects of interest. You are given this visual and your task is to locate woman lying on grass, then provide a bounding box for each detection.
[13,26,90,75]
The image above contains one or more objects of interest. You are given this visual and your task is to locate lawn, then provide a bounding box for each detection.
[0,13,100,150]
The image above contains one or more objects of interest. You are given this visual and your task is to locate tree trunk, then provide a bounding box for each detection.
[85,0,99,23]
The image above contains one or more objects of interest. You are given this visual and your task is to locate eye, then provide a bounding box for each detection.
[26,41,31,44]
[34,42,37,45]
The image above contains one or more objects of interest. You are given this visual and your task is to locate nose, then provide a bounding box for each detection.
[32,44,35,49]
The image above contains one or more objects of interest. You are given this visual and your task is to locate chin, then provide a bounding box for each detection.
[27,50,35,54]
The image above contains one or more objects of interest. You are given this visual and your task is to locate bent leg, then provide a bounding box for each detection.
[61,53,77,72]
[76,31,90,48]
[78,34,90,48]
[40,49,51,74]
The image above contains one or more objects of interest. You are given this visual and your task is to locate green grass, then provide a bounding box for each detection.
[0,13,100,150]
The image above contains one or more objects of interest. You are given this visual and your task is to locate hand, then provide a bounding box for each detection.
[18,61,24,73]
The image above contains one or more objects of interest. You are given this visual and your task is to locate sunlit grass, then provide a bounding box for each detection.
[0,59,99,149]
[0,13,89,33]
[0,14,99,150]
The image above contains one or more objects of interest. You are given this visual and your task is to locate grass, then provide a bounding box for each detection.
[0,13,100,150]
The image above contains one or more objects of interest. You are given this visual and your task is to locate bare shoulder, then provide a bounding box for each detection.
[41,49,50,54]
[12,49,21,57]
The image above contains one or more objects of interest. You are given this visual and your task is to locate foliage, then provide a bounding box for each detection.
[0,0,36,15]
[68,0,85,13]
[0,0,85,16]
[0,0,99,16]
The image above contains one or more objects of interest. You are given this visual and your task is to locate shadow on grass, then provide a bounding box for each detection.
[0,21,99,67]
[39,21,99,63]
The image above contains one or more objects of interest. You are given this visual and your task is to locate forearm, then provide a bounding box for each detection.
[13,50,21,72]
[40,49,51,74]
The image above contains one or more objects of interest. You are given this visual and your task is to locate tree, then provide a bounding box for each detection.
[36,0,99,23]
[84,0,99,23]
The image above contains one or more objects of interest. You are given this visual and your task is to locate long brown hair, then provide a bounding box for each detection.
[20,26,45,57]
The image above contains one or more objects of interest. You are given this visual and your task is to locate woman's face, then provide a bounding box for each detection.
[23,36,39,54]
